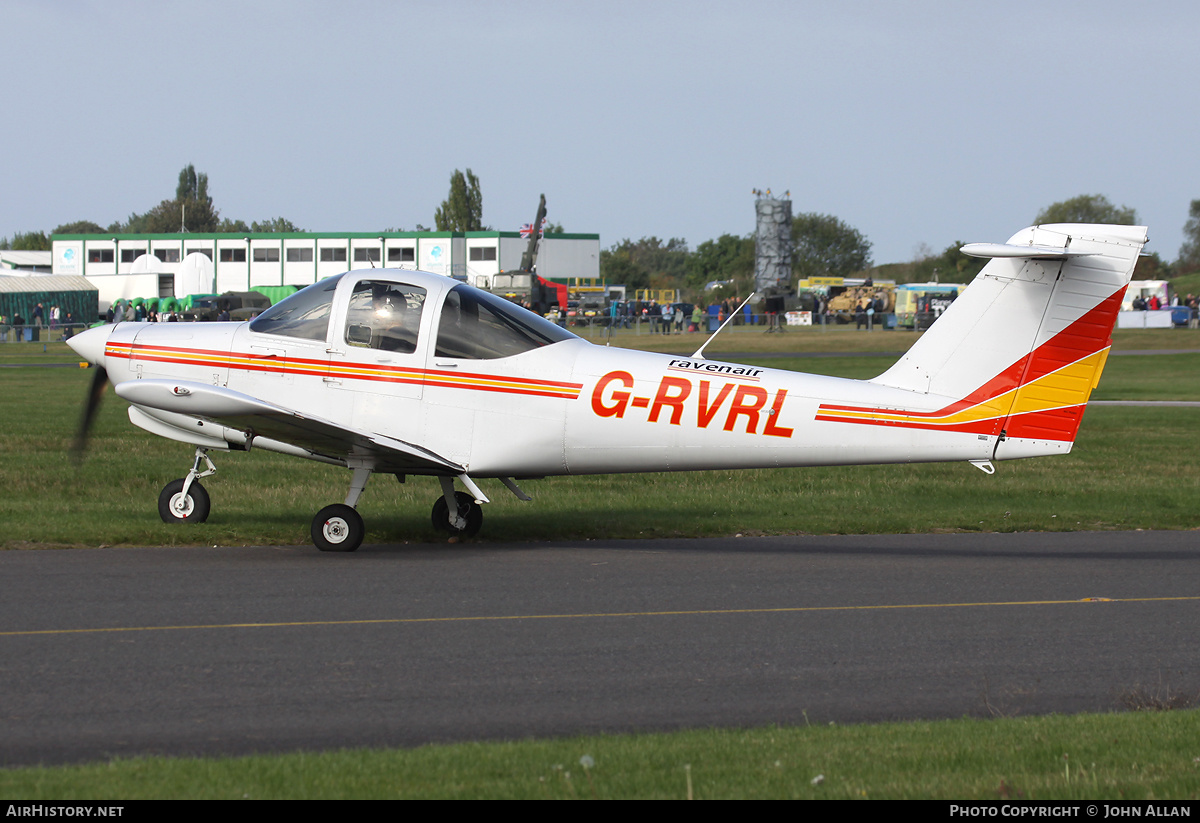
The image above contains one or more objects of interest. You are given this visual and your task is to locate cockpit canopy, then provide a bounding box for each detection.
[249,272,578,359]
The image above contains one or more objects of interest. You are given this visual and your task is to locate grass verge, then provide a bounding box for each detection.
[2,710,1198,799]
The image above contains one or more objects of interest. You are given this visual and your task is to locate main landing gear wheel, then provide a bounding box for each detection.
[431,491,483,536]
[312,504,364,553]
[158,479,211,524]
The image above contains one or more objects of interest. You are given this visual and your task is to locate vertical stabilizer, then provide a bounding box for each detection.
[870,223,1147,459]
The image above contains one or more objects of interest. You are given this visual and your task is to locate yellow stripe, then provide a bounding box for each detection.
[2,596,1193,637]
[1008,348,1108,417]
[821,348,1112,427]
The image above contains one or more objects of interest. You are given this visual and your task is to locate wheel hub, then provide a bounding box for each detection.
[323,518,348,542]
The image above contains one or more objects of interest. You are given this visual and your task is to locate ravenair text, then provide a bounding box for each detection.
[591,370,794,438]
[667,358,764,380]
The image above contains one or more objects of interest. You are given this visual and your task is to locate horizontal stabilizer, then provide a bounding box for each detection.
[960,242,1095,259]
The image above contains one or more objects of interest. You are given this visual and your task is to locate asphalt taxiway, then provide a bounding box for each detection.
[1,530,1197,766]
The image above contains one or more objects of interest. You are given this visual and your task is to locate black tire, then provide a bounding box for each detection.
[431,491,483,536]
[312,504,364,552]
[158,479,211,524]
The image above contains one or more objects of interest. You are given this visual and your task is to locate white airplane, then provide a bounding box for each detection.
[68,222,1147,552]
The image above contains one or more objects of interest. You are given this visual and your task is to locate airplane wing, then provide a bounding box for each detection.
[115,379,463,475]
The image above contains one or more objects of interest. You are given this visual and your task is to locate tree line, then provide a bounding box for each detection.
[6,167,1198,294]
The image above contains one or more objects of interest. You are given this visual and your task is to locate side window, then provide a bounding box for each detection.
[435,284,577,359]
[249,275,341,341]
[344,280,426,353]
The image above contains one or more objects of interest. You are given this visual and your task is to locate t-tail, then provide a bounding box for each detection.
[821,223,1147,461]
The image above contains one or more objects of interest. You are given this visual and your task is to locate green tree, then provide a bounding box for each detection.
[1034,194,1138,225]
[250,217,302,233]
[7,231,50,251]
[136,195,220,233]
[114,164,221,233]
[176,164,208,201]
[600,237,689,292]
[686,233,754,293]
[1134,251,1173,281]
[896,241,988,285]
[791,213,872,281]
[1177,199,1200,275]
[52,220,106,235]
[218,218,251,233]
[434,168,484,231]
[600,251,648,291]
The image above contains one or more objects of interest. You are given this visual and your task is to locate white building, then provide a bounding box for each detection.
[52,230,600,309]
[1,250,52,273]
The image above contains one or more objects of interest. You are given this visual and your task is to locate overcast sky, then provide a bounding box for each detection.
[5,0,1197,265]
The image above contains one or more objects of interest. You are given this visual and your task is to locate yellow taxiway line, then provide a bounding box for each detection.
[2,596,1197,638]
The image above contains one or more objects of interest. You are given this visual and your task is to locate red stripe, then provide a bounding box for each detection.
[110,344,582,399]
[998,405,1086,441]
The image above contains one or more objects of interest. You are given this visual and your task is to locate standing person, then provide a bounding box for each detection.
[674,304,684,334]
[691,303,702,332]
[661,302,672,335]
[32,303,44,327]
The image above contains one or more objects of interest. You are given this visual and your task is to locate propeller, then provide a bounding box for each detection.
[71,363,109,462]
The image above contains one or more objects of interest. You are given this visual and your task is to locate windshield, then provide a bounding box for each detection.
[249,274,342,341]
[435,285,577,359]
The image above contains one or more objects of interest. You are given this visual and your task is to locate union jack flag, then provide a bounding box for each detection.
[519,219,547,239]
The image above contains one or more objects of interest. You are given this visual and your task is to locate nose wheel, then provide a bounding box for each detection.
[158,448,216,524]
[158,478,211,523]
[312,504,365,552]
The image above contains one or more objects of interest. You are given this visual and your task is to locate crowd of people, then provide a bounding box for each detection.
[601,297,757,334]
[0,302,80,341]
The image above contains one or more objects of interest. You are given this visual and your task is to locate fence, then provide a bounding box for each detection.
[0,324,90,343]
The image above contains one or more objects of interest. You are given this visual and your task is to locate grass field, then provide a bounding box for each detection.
[2,332,1198,549]
[1,329,1198,798]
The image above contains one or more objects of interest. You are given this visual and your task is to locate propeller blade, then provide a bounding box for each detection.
[71,364,109,462]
